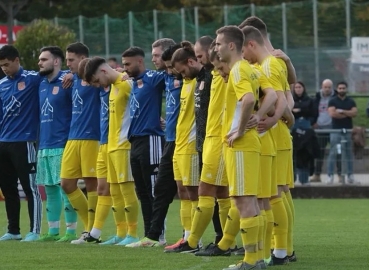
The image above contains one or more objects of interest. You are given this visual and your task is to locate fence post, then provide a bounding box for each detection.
[78,15,84,43]
[153,9,158,41]
[345,0,351,48]
[181,8,186,41]
[250,3,255,16]
[104,14,109,59]
[282,2,287,53]
[13,19,18,26]
[129,11,134,47]
[194,6,199,41]
[313,0,319,92]
[340,131,347,184]
[223,5,228,26]
[54,16,58,26]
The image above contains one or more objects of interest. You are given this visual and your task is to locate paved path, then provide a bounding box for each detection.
[294,174,369,186]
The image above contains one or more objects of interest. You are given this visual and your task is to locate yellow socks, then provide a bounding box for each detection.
[191,201,198,221]
[241,216,260,266]
[283,192,294,256]
[120,182,139,238]
[87,191,98,232]
[270,197,288,257]
[217,198,231,231]
[180,200,192,238]
[187,196,215,248]
[285,191,295,224]
[218,200,240,251]
[93,195,112,230]
[67,188,88,231]
[264,209,274,259]
[110,183,127,238]
[257,211,266,261]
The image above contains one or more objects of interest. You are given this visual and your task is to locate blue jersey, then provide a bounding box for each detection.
[100,86,110,144]
[39,71,72,149]
[128,69,166,139]
[164,74,182,142]
[69,74,102,140]
[0,67,42,142]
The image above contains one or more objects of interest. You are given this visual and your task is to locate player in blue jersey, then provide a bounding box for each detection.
[35,46,78,242]
[60,42,102,243]
[122,46,166,239]
[0,45,43,242]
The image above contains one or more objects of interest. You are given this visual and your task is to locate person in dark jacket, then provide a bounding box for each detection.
[291,81,316,129]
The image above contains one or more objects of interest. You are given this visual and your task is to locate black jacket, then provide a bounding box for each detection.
[292,92,315,124]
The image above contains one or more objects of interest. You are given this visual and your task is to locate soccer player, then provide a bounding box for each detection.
[122,46,165,239]
[83,57,140,246]
[242,26,294,265]
[36,46,78,242]
[215,26,261,270]
[0,45,42,242]
[60,42,102,242]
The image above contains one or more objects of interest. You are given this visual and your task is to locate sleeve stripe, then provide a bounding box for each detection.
[233,61,241,84]
[262,57,271,78]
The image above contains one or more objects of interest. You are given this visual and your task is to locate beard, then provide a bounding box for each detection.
[187,66,199,80]
[126,66,140,78]
[338,91,346,97]
[39,66,54,76]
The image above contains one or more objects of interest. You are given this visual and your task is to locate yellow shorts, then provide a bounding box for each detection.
[276,149,291,186]
[96,144,108,179]
[224,147,260,197]
[257,155,272,198]
[173,153,199,186]
[60,140,99,179]
[107,150,133,183]
[287,149,294,188]
[271,156,278,196]
[200,137,227,186]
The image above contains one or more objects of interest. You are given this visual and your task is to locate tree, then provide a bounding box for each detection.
[15,19,75,70]
[0,0,28,44]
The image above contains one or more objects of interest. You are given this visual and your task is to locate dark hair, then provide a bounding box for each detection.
[162,43,182,62]
[84,56,106,84]
[196,36,213,51]
[292,81,307,99]
[171,41,196,66]
[66,42,89,57]
[241,26,264,45]
[209,47,219,63]
[108,57,117,62]
[216,25,244,53]
[152,38,176,51]
[122,46,145,58]
[337,81,348,87]
[0,45,20,61]
[77,58,90,80]
[239,16,268,36]
[40,46,65,62]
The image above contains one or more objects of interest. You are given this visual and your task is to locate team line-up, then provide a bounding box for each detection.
[0,16,297,270]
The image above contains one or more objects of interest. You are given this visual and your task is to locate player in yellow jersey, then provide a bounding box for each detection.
[83,57,140,246]
[215,25,261,270]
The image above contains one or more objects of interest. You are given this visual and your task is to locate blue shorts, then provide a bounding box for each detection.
[36,148,64,186]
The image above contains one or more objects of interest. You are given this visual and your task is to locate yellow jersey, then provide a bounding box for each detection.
[276,58,290,90]
[205,70,226,138]
[223,59,260,151]
[175,78,197,154]
[107,75,132,152]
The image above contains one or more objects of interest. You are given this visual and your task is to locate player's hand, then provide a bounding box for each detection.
[246,114,260,129]
[226,130,243,148]
[292,108,301,113]
[271,49,290,62]
[120,73,129,81]
[62,73,74,88]
[257,117,276,133]
[160,117,166,130]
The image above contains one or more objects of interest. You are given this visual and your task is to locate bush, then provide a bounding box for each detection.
[15,19,75,70]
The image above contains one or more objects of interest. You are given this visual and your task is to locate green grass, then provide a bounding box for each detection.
[0,199,368,270]
[352,97,369,127]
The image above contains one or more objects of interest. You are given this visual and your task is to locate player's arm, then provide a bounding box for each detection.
[272,49,297,84]
[285,90,294,110]
[282,106,295,128]
[256,70,277,118]
[328,106,347,119]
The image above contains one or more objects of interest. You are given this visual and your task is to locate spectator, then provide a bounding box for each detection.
[291,81,315,129]
[327,81,357,184]
[310,79,341,182]
[107,57,120,69]
[366,99,369,117]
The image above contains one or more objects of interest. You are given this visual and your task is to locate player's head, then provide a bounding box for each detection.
[194,36,214,70]
[108,57,118,69]
[0,45,20,77]
[84,56,113,88]
[122,46,145,78]
[152,38,176,70]
[336,81,348,97]
[209,41,230,82]
[215,25,244,63]
[292,81,306,98]
[66,42,89,74]
[38,46,64,76]
[241,26,264,64]
[321,79,333,96]
[239,16,268,37]
[171,41,202,80]
[162,43,183,79]
[77,58,90,81]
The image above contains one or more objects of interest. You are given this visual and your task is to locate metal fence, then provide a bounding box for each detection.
[14,0,369,92]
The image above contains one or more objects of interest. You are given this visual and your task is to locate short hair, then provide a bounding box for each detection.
[337,81,348,87]
[216,25,244,53]
[40,46,65,62]
[162,44,182,62]
[108,57,117,62]
[0,45,20,61]
[122,46,145,58]
[209,46,220,63]
[241,26,264,45]
[239,16,268,36]
[84,56,106,84]
[77,58,90,80]
[152,38,176,52]
[171,41,197,66]
[66,42,89,57]
[196,36,214,51]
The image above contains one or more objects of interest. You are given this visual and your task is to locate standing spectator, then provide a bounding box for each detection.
[291,81,315,129]
[310,79,341,182]
[366,99,369,117]
[327,81,357,184]
[107,57,120,69]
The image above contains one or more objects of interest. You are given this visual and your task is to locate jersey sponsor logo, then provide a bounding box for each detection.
[72,90,83,114]
[41,97,54,122]
[52,86,59,95]
[5,96,21,116]
[146,70,155,77]
[100,96,109,118]
[17,81,25,91]
[130,93,140,118]
[174,79,180,88]
[137,79,143,89]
